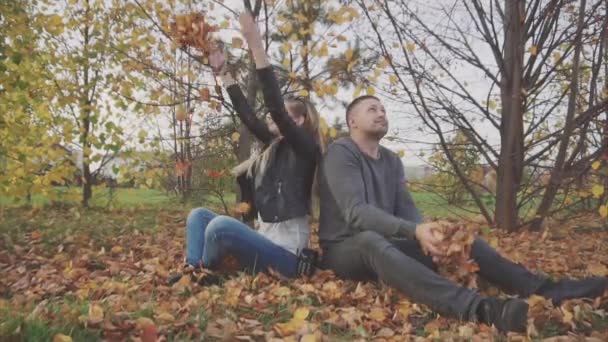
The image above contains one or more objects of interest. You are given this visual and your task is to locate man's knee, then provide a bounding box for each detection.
[354,230,392,253]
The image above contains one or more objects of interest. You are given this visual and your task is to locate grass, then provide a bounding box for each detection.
[1,186,472,220]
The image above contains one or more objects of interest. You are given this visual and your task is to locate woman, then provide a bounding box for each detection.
[169,13,323,285]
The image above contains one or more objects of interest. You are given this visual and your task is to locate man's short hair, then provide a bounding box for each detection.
[345,95,380,128]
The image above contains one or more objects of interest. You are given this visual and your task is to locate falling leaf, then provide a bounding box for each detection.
[397,150,405,158]
[298,89,309,97]
[592,160,601,170]
[366,86,375,96]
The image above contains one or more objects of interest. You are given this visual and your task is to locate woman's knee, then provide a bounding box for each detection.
[204,216,241,240]
[187,207,216,225]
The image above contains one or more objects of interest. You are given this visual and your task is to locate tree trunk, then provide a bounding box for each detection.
[81,0,93,208]
[495,0,525,231]
[531,0,587,230]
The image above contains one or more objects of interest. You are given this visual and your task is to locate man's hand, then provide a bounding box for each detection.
[415,222,446,257]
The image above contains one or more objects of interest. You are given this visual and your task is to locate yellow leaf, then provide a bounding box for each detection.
[231,37,243,49]
[588,262,608,276]
[300,334,317,342]
[600,205,608,218]
[87,304,104,325]
[591,184,604,198]
[397,150,405,158]
[592,160,601,170]
[220,20,229,29]
[562,307,574,325]
[406,42,416,53]
[155,312,175,322]
[298,89,309,97]
[293,307,310,320]
[389,74,398,85]
[318,42,328,57]
[529,45,538,56]
[53,334,73,342]
[366,86,375,96]
[231,132,240,142]
[345,48,354,61]
[368,308,386,321]
[329,127,337,138]
[136,317,155,329]
[353,84,362,97]
[488,100,497,110]
[281,42,292,54]
[46,15,64,35]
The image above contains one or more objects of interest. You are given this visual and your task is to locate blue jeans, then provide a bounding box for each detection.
[185,208,300,277]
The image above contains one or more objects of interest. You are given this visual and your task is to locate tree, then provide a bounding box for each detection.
[116,0,375,204]
[36,0,155,207]
[355,0,608,230]
[0,0,78,204]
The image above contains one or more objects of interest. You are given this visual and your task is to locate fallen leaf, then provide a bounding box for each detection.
[53,334,73,342]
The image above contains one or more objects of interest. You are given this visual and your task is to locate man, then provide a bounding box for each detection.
[319,95,607,333]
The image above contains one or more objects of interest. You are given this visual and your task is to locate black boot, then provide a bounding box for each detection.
[535,277,608,305]
[477,297,528,333]
[166,263,195,286]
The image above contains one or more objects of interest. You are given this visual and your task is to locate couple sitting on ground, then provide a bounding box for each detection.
[169,13,608,333]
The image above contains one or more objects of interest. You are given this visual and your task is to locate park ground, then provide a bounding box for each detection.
[1,188,607,341]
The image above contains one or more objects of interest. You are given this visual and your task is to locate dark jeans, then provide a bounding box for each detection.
[321,231,546,320]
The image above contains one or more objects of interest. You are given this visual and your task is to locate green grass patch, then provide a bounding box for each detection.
[0,306,101,342]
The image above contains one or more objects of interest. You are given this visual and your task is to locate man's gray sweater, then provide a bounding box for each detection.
[319,137,423,248]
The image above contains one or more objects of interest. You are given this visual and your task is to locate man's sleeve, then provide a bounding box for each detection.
[394,161,424,224]
[323,144,418,239]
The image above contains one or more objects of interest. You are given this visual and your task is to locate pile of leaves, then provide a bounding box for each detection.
[1,207,607,341]
[432,222,480,289]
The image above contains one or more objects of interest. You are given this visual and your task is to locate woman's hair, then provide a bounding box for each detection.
[285,97,326,218]
[285,96,326,154]
[236,97,326,218]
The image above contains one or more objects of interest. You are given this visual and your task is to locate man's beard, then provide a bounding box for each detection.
[368,127,388,141]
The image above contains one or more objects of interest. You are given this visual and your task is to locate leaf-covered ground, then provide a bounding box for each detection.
[1,207,607,341]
